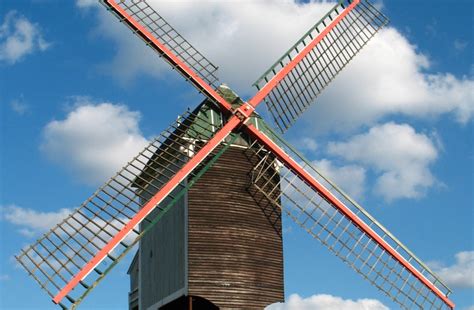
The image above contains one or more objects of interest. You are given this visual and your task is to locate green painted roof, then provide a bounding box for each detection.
[188,84,280,146]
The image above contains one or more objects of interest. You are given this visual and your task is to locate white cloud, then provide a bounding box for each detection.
[78,0,334,90]
[3,204,138,274]
[303,27,474,132]
[10,98,29,115]
[328,123,438,201]
[40,99,148,185]
[313,159,366,200]
[266,293,388,310]
[0,205,71,237]
[76,0,97,8]
[430,251,474,289]
[0,274,10,281]
[0,11,50,64]
[78,1,473,126]
[292,137,318,152]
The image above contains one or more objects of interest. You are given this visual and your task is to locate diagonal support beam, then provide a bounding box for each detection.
[244,123,455,310]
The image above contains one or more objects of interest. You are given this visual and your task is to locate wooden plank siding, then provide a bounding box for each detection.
[187,145,284,308]
[139,185,187,309]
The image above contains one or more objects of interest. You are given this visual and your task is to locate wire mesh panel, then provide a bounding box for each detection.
[253,0,388,133]
[101,0,220,89]
[16,109,228,309]
[245,132,453,309]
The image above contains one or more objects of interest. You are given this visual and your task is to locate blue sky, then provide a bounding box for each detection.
[0,0,472,309]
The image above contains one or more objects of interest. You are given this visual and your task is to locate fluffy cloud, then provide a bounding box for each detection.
[430,251,474,289]
[78,0,333,90]
[78,1,473,127]
[313,159,366,200]
[41,99,148,185]
[0,11,50,64]
[328,123,438,201]
[303,27,474,132]
[266,293,388,310]
[0,205,71,237]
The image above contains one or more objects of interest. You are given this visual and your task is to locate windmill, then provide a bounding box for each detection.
[16,0,456,309]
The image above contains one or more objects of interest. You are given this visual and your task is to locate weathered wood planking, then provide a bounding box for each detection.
[187,145,284,308]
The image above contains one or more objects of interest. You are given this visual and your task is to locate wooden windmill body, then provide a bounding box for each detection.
[128,88,284,309]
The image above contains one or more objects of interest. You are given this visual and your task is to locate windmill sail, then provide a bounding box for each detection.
[100,0,233,112]
[244,124,454,309]
[16,108,234,308]
[251,0,389,133]
[16,1,456,309]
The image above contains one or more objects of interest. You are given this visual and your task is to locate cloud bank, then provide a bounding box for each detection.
[73,0,472,202]
[77,0,472,130]
[303,27,473,133]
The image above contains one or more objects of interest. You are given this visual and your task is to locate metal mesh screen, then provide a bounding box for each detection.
[16,109,227,309]
[253,0,388,133]
[101,0,220,89]
[245,134,452,309]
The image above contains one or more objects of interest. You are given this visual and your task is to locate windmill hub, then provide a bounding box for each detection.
[233,102,255,122]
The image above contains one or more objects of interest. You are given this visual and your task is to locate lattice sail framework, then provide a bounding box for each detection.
[245,131,453,309]
[16,108,232,309]
[15,0,456,309]
[100,0,220,89]
[253,0,389,133]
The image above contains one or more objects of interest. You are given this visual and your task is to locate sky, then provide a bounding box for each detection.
[0,0,473,309]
